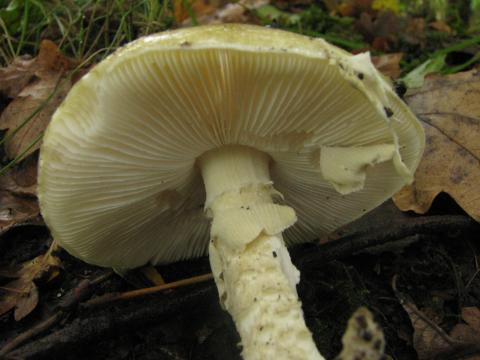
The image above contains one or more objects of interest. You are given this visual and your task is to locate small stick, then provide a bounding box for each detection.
[0,312,61,357]
[83,273,213,308]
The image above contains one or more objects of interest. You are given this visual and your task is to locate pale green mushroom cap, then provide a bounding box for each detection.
[38,24,425,270]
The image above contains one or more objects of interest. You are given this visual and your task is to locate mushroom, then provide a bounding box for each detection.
[38,24,425,360]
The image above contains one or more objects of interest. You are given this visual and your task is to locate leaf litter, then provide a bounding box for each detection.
[394,69,480,221]
[0,1,480,359]
[0,241,61,321]
[0,40,76,160]
[393,278,480,360]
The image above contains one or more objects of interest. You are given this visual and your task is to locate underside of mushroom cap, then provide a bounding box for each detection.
[38,24,425,269]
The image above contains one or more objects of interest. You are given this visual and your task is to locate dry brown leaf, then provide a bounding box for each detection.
[0,243,61,320]
[450,307,480,358]
[402,17,426,46]
[174,0,219,23]
[394,280,480,359]
[429,20,453,34]
[0,56,36,98]
[393,283,456,359]
[393,70,480,221]
[372,53,403,79]
[180,0,268,26]
[356,11,400,51]
[336,0,373,17]
[0,153,38,196]
[0,40,75,159]
[0,191,40,236]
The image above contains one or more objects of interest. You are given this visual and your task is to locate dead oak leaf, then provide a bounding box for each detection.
[394,70,480,221]
[0,40,75,159]
[0,243,61,321]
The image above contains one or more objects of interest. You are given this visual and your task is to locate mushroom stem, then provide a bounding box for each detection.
[199,146,324,360]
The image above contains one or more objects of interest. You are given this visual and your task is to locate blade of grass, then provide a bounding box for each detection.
[0,17,16,62]
[0,131,43,177]
[182,0,198,26]
[16,0,31,56]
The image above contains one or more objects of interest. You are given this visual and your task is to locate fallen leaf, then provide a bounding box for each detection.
[394,280,480,359]
[174,0,218,23]
[394,70,480,221]
[372,52,403,79]
[392,279,456,359]
[0,152,38,196]
[356,10,400,50]
[450,307,480,354]
[336,0,373,17]
[181,0,268,26]
[0,242,61,320]
[399,300,453,359]
[402,17,426,47]
[0,190,40,236]
[0,40,75,159]
[0,56,35,98]
[429,20,453,34]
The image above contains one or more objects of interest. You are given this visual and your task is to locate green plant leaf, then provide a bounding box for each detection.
[401,54,446,89]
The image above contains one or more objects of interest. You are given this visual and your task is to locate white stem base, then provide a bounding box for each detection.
[210,233,324,360]
[200,146,324,360]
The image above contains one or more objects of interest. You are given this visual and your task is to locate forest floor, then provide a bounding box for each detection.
[1,1,480,359]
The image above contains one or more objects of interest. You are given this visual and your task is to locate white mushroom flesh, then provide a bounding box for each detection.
[200,145,323,360]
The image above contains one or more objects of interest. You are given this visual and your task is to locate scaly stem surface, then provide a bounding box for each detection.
[199,145,324,360]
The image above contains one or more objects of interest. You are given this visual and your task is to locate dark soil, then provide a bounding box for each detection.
[1,199,479,360]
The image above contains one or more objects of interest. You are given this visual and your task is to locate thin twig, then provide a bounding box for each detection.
[0,312,61,357]
[83,273,213,308]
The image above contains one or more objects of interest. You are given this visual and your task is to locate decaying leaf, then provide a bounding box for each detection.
[372,52,403,79]
[0,190,40,236]
[0,153,38,196]
[356,10,400,51]
[394,279,480,359]
[450,307,480,358]
[0,148,41,235]
[335,307,386,360]
[0,40,75,159]
[394,70,480,221]
[0,242,61,321]
[0,56,36,98]
[174,0,220,23]
[180,0,268,26]
[398,299,453,359]
[402,17,426,47]
[429,20,453,34]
